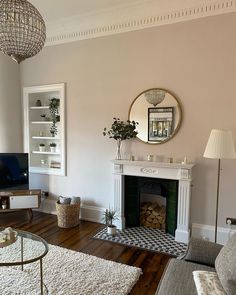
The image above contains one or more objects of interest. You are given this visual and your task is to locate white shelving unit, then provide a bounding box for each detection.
[23,83,66,176]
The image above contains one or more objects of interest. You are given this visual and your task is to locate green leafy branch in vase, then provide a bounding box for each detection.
[103,118,139,159]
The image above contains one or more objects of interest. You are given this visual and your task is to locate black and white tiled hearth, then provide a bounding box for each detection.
[94,227,187,257]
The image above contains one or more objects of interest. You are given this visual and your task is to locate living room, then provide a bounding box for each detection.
[0,0,236,294]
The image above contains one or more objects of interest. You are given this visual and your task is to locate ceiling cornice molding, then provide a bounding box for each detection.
[45,0,236,46]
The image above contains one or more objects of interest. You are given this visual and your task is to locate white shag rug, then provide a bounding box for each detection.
[0,239,142,295]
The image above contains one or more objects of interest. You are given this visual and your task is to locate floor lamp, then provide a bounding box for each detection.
[203,129,236,243]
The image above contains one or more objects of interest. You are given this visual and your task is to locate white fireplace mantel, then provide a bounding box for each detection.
[112,160,195,244]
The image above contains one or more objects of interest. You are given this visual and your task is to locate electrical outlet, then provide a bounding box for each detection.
[226,217,236,225]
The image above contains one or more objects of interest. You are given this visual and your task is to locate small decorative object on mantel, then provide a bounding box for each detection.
[102,208,118,235]
[0,227,18,248]
[103,118,139,160]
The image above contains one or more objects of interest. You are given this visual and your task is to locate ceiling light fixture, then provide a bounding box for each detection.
[0,0,46,64]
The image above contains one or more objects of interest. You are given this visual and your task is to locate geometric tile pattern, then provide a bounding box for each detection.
[94,226,187,258]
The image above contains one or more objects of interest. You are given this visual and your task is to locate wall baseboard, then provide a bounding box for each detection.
[38,200,235,245]
[38,198,105,224]
[192,223,236,245]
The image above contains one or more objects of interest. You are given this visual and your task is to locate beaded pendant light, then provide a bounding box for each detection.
[0,0,46,63]
[145,89,166,107]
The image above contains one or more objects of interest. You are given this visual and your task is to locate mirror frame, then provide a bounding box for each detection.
[128,88,182,144]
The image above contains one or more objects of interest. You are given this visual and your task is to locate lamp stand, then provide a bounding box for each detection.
[215,159,221,243]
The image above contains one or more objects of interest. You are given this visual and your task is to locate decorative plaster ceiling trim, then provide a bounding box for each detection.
[45,1,236,46]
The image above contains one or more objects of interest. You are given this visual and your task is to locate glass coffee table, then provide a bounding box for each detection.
[0,228,49,294]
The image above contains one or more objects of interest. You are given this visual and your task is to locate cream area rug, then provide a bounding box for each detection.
[0,239,142,295]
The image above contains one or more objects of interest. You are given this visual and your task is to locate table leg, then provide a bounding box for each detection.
[21,236,23,271]
[40,258,43,295]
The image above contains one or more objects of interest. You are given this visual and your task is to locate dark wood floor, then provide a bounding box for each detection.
[0,211,170,295]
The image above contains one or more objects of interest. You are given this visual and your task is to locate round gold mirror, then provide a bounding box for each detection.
[129,88,182,144]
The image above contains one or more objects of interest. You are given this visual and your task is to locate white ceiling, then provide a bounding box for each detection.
[30,0,205,22]
[29,0,236,46]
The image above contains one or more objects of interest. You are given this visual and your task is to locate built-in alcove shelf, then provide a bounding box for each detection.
[30,106,49,110]
[23,83,66,176]
[31,121,53,124]
[32,136,60,140]
[32,151,60,155]
[111,159,195,244]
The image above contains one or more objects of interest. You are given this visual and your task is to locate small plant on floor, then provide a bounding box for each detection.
[102,208,118,235]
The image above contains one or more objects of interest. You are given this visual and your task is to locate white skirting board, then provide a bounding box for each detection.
[38,199,236,245]
[192,223,236,245]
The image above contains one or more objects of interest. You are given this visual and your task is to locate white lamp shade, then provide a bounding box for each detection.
[204,129,236,159]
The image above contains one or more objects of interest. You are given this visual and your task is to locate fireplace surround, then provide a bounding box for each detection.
[112,160,195,244]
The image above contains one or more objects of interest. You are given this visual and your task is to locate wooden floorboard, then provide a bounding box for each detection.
[0,211,170,295]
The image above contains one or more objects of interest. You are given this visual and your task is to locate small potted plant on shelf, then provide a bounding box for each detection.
[49,142,57,152]
[40,114,46,121]
[102,208,118,235]
[39,143,45,152]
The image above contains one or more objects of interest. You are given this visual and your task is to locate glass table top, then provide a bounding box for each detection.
[0,228,48,266]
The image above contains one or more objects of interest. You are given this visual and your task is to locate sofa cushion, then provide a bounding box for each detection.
[185,238,222,267]
[193,271,226,295]
[215,233,236,295]
[156,258,215,295]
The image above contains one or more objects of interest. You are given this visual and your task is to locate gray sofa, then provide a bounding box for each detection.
[156,233,236,295]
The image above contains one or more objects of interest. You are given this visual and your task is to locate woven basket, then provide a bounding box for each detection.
[56,201,80,228]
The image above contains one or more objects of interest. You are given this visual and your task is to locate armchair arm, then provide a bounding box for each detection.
[183,238,223,267]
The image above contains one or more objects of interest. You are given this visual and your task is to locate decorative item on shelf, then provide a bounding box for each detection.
[1,200,7,210]
[49,98,60,137]
[102,208,118,235]
[39,131,44,137]
[40,159,47,167]
[0,0,46,63]
[39,143,46,152]
[103,118,139,160]
[145,89,166,106]
[50,160,61,169]
[203,129,236,243]
[0,227,18,248]
[56,196,81,228]
[35,100,42,107]
[49,142,57,153]
[40,114,46,121]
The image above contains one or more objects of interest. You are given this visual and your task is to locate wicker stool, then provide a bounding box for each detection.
[56,201,80,228]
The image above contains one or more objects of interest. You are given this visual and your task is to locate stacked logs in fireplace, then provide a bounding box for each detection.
[140,202,166,230]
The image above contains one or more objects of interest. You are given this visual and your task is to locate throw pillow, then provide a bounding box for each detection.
[193,271,226,295]
[215,233,236,295]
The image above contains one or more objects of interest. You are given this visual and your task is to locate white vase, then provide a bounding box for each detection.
[107,225,116,235]
[50,147,56,153]
[39,146,45,152]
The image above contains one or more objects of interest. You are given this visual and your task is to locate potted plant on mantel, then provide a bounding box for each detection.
[102,208,118,235]
[103,118,139,160]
